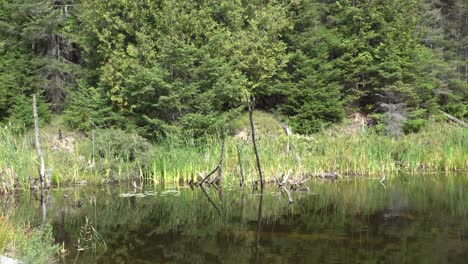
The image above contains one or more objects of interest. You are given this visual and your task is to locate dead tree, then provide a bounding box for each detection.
[248,96,264,190]
[33,95,46,189]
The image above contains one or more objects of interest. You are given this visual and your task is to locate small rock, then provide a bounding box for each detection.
[5,243,14,254]
[0,255,18,264]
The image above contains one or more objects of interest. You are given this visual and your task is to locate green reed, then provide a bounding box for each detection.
[0,122,466,191]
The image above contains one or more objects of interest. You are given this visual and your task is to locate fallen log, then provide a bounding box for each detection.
[440,110,468,128]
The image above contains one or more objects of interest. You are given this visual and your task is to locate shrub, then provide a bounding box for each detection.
[403,119,428,134]
[0,215,15,253]
[180,113,225,139]
[443,103,467,119]
[17,224,58,264]
[84,129,152,163]
[6,95,51,133]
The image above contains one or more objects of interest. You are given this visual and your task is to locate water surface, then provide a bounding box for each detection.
[3,174,467,263]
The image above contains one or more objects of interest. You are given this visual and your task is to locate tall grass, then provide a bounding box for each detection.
[0,122,466,191]
[145,122,466,186]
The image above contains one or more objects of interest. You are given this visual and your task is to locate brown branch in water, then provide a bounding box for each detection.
[210,137,225,185]
[200,165,219,185]
[278,170,291,187]
[280,186,293,205]
[199,137,225,186]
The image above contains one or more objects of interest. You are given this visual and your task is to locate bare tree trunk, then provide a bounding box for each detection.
[280,122,291,153]
[33,95,45,189]
[248,96,264,190]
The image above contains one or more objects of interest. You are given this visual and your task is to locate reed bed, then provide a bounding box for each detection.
[0,122,466,191]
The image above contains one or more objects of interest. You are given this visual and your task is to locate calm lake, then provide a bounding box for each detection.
[3,174,467,263]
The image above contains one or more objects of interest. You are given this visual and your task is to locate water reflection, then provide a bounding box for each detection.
[2,174,467,263]
[255,189,263,264]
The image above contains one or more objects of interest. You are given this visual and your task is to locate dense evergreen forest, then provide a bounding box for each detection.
[0,0,466,139]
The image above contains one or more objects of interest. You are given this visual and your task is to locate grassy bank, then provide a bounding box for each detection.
[0,214,57,264]
[0,118,466,191]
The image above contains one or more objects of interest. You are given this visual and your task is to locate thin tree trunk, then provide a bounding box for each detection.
[248,96,264,190]
[33,95,45,189]
[236,144,245,188]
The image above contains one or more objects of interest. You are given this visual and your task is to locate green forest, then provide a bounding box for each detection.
[1,0,466,138]
[0,1,467,263]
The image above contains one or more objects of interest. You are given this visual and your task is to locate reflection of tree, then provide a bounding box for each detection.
[255,189,264,263]
[200,185,222,216]
[29,189,51,228]
[1,176,466,263]
[40,190,47,228]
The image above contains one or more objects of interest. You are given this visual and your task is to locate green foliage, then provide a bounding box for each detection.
[229,110,284,136]
[403,119,428,134]
[368,113,387,134]
[0,0,77,127]
[0,215,15,252]
[443,103,467,119]
[62,86,123,131]
[6,95,51,133]
[84,129,151,163]
[0,0,466,138]
[179,113,225,139]
[17,224,58,264]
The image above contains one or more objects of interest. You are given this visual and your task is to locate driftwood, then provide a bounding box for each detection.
[440,110,468,128]
[210,137,225,185]
[280,186,294,204]
[298,172,341,181]
[198,138,225,186]
[33,95,46,189]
